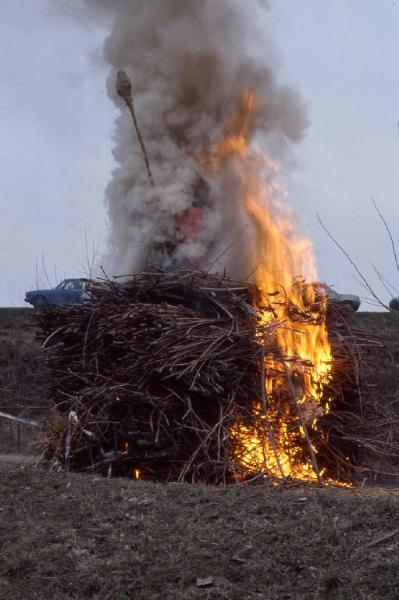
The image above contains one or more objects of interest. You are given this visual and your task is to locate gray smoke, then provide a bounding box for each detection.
[77,0,309,277]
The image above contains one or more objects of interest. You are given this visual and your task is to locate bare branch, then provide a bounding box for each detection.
[370,262,399,296]
[371,195,399,276]
[41,253,53,289]
[317,213,389,310]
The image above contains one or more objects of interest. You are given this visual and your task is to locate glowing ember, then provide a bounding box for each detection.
[133,469,141,480]
[204,89,332,481]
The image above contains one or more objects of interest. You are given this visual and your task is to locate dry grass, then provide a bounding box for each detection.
[0,420,40,454]
[0,308,47,455]
[0,308,49,418]
[1,467,399,599]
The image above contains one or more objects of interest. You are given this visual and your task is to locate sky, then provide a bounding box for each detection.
[1,0,399,308]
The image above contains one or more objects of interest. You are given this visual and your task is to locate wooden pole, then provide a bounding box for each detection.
[116,70,155,188]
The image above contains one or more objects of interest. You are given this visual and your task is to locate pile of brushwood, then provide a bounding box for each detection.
[36,269,399,484]
[38,270,271,482]
[323,305,399,484]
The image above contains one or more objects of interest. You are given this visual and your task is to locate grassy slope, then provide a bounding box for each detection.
[0,308,48,417]
[0,308,48,452]
[1,467,399,600]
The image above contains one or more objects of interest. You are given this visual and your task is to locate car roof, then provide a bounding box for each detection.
[64,278,90,282]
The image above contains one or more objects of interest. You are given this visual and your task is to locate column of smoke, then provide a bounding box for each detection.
[83,0,309,278]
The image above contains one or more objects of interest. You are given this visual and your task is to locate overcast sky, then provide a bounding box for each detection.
[1,0,399,308]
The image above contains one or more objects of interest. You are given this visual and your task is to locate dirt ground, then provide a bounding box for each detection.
[2,309,399,599]
[1,466,399,600]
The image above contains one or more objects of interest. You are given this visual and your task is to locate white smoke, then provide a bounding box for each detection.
[73,0,309,277]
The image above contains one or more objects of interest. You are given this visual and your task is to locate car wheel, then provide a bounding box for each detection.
[33,295,49,309]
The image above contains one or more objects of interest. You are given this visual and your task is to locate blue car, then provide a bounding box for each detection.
[25,278,91,308]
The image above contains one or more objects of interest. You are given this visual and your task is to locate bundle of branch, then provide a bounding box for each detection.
[37,270,276,483]
[314,301,399,483]
[37,270,394,485]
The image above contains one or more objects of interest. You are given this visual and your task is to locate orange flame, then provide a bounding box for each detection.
[204,89,332,480]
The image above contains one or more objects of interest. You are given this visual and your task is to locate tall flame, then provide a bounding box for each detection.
[204,90,332,480]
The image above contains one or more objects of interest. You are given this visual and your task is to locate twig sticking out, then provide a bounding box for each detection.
[361,526,399,550]
[116,70,155,188]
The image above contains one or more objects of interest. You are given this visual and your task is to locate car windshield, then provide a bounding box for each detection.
[65,280,82,290]
[55,280,83,290]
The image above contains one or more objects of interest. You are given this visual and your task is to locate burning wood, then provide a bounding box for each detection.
[35,72,396,485]
[37,269,366,484]
[34,49,396,486]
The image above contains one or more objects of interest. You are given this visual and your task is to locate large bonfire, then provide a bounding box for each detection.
[39,0,357,484]
[40,81,339,484]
